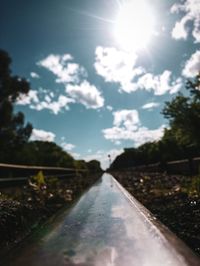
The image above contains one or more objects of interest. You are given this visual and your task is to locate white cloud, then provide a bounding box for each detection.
[142,102,160,110]
[37,53,104,110]
[114,140,121,145]
[132,126,165,146]
[113,110,140,131]
[38,54,86,84]
[138,70,182,95]
[50,92,54,98]
[70,152,80,159]
[106,105,113,111]
[94,46,182,95]
[182,50,200,77]
[17,90,39,105]
[44,95,51,103]
[30,129,55,142]
[102,109,165,147]
[103,126,165,147]
[171,19,188,40]
[17,89,75,115]
[19,53,105,112]
[30,72,40,79]
[61,142,76,151]
[171,0,200,42]
[31,95,75,114]
[94,46,145,93]
[66,80,104,109]
[84,149,123,170]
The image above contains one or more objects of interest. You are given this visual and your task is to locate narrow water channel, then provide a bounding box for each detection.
[2,174,199,266]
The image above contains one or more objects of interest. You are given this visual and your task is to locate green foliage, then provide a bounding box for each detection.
[74,160,89,175]
[0,49,32,163]
[22,141,75,167]
[162,73,200,147]
[32,171,46,187]
[110,74,200,170]
[191,175,200,196]
[86,160,102,173]
[183,175,200,197]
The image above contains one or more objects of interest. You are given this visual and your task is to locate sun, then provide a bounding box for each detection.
[114,0,155,52]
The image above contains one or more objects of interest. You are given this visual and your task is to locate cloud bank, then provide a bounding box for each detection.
[103,109,165,147]
[18,53,105,112]
[66,81,104,109]
[94,46,182,95]
[30,129,56,142]
[182,50,200,77]
[38,54,86,84]
[171,0,200,43]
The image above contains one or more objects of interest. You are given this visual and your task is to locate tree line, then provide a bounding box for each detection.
[110,73,200,170]
[0,50,102,173]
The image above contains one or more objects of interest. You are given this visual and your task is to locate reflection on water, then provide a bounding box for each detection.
[2,174,196,266]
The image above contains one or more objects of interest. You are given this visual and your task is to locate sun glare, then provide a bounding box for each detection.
[114,0,155,52]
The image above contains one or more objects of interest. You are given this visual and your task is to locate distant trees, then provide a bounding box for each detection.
[0,50,32,163]
[18,141,75,167]
[0,49,102,172]
[110,74,200,170]
[162,74,200,148]
[86,160,103,173]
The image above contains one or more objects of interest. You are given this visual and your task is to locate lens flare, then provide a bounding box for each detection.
[114,0,155,52]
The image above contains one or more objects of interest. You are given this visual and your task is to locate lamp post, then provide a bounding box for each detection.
[108,154,111,168]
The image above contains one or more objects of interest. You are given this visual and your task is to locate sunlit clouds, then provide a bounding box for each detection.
[66,81,104,109]
[17,90,39,106]
[61,142,76,152]
[182,50,200,77]
[94,46,182,95]
[171,0,200,43]
[113,110,140,131]
[38,54,86,84]
[137,71,183,95]
[17,90,74,115]
[30,129,56,142]
[17,53,105,112]
[94,46,144,93]
[102,109,165,147]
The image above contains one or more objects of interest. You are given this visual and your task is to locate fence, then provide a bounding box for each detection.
[0,163,86,187]
[115,157,200,175]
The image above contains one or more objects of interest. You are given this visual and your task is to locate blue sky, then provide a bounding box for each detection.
[1,0,200,169]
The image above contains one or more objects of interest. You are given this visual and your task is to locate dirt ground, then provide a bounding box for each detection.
[112,171,200,256]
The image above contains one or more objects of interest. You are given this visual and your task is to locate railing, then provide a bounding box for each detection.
[112,157,200,175]
[0,162,86,188]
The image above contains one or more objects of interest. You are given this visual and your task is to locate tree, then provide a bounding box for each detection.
[86,160,102,173]
[110,148,137,170]
[18,141,75,167]
[162,74,200,148]
[0,50,32,162]
[74,160,88,172]
[109,75,200,170]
